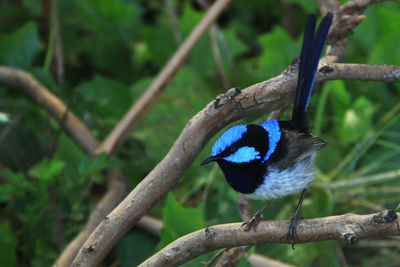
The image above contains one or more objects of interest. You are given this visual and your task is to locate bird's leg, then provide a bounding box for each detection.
[242,200,272,232]
[287,188,307,249]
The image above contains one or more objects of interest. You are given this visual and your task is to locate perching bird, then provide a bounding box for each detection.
[201,13,333,246]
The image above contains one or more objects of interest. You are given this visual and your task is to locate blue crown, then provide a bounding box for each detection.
[260,120,281,162]
[212,124,247,156]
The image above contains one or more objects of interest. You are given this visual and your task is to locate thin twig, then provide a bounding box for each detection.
[49,181,65,250]
[71,62,400,266]
[165,0,182,46]
[50,0,64,85]
[246,253,295,267]
[197,0,231,90]
[327,169,400,189]
[96,0,233,156]
[210,24,231,90]
[136,214,164,236]
[140,211,399,266]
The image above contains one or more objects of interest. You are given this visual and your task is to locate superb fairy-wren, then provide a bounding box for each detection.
[201,13,333,246]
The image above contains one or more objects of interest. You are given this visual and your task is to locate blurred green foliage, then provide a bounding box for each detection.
[0,0,399,266]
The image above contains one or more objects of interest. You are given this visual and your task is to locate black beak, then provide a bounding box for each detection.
[200,156,219,166]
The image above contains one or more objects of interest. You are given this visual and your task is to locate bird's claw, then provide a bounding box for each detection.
[286,214,302,249]
[241,213,262,232]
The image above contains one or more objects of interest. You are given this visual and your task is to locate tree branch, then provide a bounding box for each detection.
[96,0,232,156]
[0,66,98,155]
[140,211,399,266]
[50,0,64,85]
[71,62,400,266]
[317,0,340,16]
[247,254,295,267]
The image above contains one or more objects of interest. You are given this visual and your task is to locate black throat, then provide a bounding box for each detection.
[217,160,266,194]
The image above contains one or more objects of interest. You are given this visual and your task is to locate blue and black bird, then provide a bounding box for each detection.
[201,13,333,245]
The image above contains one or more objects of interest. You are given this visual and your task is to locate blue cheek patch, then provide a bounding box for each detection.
[212,124,247,156]
[260,120,281,162]
[223,146,261,163]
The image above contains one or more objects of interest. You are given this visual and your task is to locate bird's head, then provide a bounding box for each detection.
[201,123,277,166]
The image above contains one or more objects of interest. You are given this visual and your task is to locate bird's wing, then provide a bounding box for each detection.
[272,130,327,171]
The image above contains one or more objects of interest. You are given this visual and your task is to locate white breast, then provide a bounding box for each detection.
[246,156,315,200]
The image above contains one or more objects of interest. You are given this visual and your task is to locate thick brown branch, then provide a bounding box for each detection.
[71,62,400,266]
[0,66,98,154]
[131,215,293,267]
[140,211,400,266]
[97,0,232,156]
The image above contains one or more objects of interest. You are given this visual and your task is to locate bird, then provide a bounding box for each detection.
[201,13,333,247]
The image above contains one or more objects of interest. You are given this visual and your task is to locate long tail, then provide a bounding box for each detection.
[291,13,333,131]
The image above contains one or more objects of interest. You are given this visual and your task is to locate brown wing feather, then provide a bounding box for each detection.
[274,130,327,170]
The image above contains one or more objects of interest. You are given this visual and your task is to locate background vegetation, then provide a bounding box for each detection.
[0,0,399,266]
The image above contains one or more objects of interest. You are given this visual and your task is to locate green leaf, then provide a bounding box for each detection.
[71,0,140,80]
[256,26,298,79]
[328,82,376,144]
[140,24,176,69]
[329,80,350,111]
[0,184,17,203]
[368,8,400,65]
[116,229,158,267]
[178,3,221,78]
[0,223,18,267]
[78,153,119,184]
[178,2,204,36]
[159,193,204,249]
[75,0,139,38]
[134,67,213,166]
[29,159,65,182]
[309,188,332,217]
[339,97,375,143]
[77,75,132,122]
[353,3,400,65]
[5,170,26,187]
[0,21,41,68]
[221,27,248,58]
[3,170,28,197]
[237,257,252,267]
[285,0,317,13]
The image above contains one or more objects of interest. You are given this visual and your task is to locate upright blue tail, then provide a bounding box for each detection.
[292,13,333,125]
